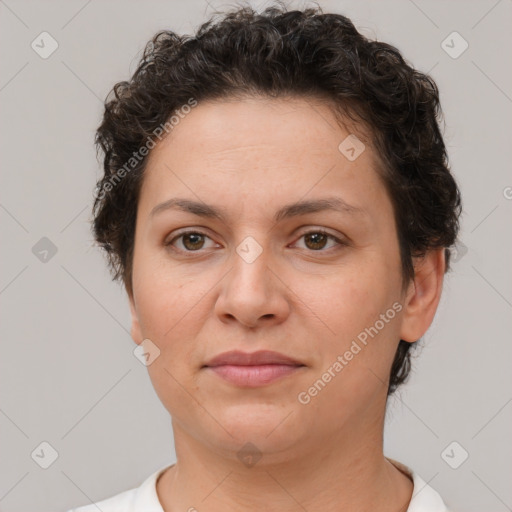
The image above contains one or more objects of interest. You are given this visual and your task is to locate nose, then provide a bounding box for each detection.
[214,244,291,329]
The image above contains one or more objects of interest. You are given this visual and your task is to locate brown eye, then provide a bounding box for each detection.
[166,231,216,252]
[181,233,206,251]
[294,230,345,252]
[304,232,329,250]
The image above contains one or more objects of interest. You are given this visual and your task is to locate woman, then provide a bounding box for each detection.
[68,4,461,511]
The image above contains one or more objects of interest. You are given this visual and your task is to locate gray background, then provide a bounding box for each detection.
[1,0,511,511]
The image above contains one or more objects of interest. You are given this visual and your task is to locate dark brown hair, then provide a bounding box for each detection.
[93,3,462,395]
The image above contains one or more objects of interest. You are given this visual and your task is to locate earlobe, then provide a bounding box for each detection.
[399,248,446,343]
[128,292,143,345]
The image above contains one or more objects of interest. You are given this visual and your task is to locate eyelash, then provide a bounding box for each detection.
[165,229,347,254]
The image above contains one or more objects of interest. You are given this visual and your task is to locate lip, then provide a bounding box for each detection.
[203,350,305,387]
[204,350,303,367]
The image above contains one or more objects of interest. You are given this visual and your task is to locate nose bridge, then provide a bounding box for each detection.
[230,233,271,296]
[216,232,288,326]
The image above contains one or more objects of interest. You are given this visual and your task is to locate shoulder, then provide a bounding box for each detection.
[408,472,449,512]
[66,488,134,512]
[65,464,172,512]
[387,458,450,512]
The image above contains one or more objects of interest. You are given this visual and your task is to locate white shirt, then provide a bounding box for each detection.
[66,459,449,512]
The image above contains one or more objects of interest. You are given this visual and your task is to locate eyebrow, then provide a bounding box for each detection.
[149,196,367,223]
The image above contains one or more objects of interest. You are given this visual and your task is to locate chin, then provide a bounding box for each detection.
[207,402,304,450]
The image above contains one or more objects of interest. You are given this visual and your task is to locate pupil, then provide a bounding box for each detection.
[306,233,327,250]
[184,233,204,250]
[181,233,328,251]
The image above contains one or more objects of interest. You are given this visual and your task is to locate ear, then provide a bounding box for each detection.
[400,248,446,343]
[127,291,143,346]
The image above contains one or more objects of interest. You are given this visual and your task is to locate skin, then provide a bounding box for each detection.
[127,96,445,512]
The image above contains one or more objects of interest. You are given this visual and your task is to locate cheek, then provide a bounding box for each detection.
[301,261,394,341]
[133,271,202,409]
[137,280,201,344]
[299,277,400,421]
[304,256,401,380]
[132,240,197,333]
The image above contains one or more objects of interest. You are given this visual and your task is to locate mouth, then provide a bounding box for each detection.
[202,350,306,387]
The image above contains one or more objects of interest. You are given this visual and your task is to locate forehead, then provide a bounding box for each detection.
[139,96,389,220]
[149,95,373,165]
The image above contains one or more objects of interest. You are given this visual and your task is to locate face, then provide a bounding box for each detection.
[128,96,437,461]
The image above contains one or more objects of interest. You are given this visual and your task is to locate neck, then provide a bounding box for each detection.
[156,406,413,512]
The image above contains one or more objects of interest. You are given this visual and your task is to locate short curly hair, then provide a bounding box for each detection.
[93,2,462,395]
